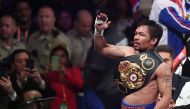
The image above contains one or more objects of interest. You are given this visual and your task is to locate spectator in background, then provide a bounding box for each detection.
[0,49,55,109]
[67,9,93,70]
[139,0,154,18]
[14,0,36,47]
[149,0,190,58]
[112,0,133,46]
[27,6,72,73]
[45,45,84,109]
[0,13,24,60]
[113,0,133,32]
[174,80,190,108]
[57,10,73,34]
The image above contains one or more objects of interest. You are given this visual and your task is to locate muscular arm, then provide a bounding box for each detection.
[94,13,135,59]
[94,36,133,59]
[155,63,173,109]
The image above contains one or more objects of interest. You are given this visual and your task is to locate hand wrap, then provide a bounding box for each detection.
[94,16,108,36]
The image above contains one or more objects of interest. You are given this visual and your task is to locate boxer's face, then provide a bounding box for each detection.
[133,25,157,52]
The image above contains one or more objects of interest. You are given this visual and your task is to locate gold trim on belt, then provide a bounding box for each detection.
[115,53,155,93]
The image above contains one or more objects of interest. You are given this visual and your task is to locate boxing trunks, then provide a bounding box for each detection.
[121,98,156,109]
[114,50,163,95]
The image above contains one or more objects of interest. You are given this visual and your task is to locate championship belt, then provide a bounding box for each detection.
[114,51,162,94]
